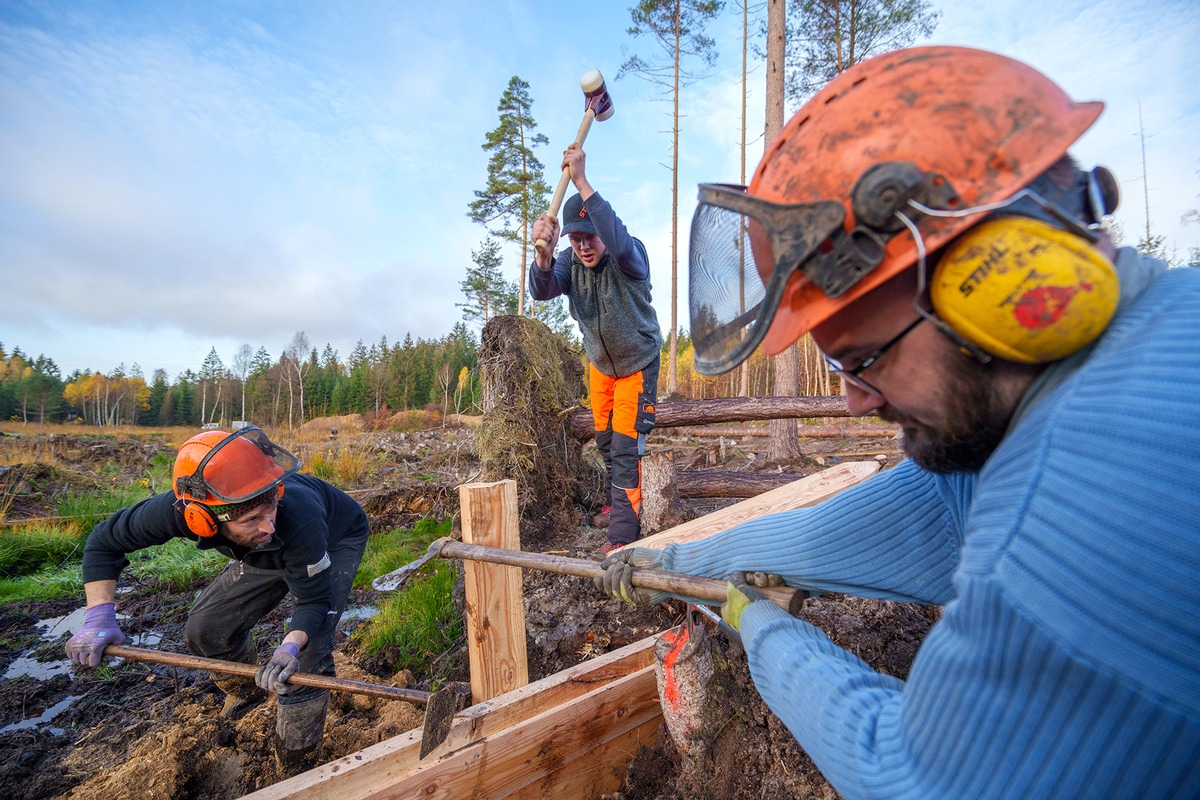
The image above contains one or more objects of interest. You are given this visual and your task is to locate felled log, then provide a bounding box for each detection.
[681,424,899,439]
[677,469,798,499]
[567,395,851,441]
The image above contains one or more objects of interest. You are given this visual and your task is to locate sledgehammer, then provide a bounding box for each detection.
[372,537,806,614]
[533,69,615,255]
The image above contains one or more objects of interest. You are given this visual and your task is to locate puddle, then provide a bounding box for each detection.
[0,695,83,735]
[3,607,162,681]
[342,604,378,621]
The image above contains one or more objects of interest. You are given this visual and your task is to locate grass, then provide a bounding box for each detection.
[0,565,82,604]
[125,538,226,590]
[0,522,85,576]
[352,518,463,674]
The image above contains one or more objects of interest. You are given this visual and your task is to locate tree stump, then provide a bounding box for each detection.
[475,316,595,550]
[642,450,688,535]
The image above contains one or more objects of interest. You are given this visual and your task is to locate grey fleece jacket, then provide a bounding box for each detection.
[529,192,662,378]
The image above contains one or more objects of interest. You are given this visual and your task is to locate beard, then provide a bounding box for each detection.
[883,355,1015,474]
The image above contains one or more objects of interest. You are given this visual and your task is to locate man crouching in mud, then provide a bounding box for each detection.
[66,426,368,774]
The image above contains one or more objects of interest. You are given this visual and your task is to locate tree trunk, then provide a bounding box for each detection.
[568,395,850,440]
[677,469,797,499]
[764,0,804,461]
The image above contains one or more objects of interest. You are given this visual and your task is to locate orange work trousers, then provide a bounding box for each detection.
[590,357,659,545]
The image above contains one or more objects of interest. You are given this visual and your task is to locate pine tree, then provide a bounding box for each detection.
[468,76,552,316]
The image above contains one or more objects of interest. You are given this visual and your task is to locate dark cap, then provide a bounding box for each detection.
[560,193,596,237]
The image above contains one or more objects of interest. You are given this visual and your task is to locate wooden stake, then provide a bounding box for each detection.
[458,479,529,703]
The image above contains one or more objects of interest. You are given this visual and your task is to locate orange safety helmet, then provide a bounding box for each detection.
[688,45,1104,374]
[173,427,300,536]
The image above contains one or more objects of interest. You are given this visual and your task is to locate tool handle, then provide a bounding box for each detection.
[534,109,597,255]
[441,540,804,615]
[103,644,433,704]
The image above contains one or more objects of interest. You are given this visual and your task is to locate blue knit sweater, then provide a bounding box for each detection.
[663,249,1200,799]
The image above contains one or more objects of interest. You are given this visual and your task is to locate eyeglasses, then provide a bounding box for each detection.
[823,316,925,395]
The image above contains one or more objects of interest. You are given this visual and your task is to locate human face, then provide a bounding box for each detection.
[814,277,1030,473]
[568,231,606,267]
[220,496,279,548]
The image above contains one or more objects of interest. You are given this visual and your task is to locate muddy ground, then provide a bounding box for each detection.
[0,423,934,799]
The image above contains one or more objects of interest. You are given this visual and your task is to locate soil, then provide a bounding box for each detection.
[0,423,930,800]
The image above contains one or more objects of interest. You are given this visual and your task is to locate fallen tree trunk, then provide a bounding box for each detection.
[680,424,898,439]
[568,395,851,441]
[677,469,798,499]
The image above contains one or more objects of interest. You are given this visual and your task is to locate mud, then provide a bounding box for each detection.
[0,424,918,799]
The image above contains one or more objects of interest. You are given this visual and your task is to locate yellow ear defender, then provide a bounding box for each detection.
[930,216,1118,363]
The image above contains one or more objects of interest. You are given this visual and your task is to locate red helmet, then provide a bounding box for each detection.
[688,45,1103,374]
[173,427,300,507]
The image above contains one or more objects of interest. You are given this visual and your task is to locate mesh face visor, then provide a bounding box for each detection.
[179,427,301,504]
[688,184,848,375]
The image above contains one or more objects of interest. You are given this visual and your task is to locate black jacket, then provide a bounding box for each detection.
[81,473,368,637]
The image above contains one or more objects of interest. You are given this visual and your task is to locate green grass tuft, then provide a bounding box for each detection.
[0,566,82,604]
[353,561,462,673]
[125,538,226,590]
[354,517,451,589]
[0,523,86,576]
[352,517,462,674]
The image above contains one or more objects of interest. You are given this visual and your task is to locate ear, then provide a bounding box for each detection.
[930,217,1118,363]
[181,501,219,537]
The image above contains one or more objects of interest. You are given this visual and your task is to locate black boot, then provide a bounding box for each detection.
[275,692,330,775]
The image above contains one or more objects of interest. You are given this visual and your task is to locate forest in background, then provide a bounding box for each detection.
[0,321,814,429]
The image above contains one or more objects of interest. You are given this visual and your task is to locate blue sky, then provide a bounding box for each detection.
[3,0,1198,380]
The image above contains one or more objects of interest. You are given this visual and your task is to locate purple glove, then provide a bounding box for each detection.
[255,642,301,694]
[65,603,127,667]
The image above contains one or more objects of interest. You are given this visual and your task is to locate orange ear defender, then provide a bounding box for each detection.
[930,216,1118,363]
[181,500,220,537]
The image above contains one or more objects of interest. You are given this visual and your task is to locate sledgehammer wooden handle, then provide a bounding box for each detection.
[534,109,597,255]
[440,540,805,614]
[103,644,435,704]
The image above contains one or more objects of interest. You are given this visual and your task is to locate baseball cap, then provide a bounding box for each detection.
[560,193,596,237]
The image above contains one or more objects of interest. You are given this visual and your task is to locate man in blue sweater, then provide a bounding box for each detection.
[599,46,1199,798]
[65,427,369,774]
[530,143,662,559]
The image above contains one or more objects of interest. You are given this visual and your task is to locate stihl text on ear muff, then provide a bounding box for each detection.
[930,216,1118,363]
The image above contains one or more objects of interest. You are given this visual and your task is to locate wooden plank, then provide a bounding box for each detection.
[510,716,663,800]
[636,460,879,550]
[459,480,529,703]
[426,635,656,758]
[240,730,423,800]
[359,665,661,800]
[241,637,658,800]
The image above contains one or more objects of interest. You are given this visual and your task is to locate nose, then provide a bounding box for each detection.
[258,514,276,535]
[844,383,886,417]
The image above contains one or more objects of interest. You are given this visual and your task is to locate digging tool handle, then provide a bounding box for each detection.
[534,109,597,255]
[104,644,434,705]
[441,540,805,615]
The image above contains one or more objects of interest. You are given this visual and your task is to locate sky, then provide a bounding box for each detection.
[2,0,1198,381]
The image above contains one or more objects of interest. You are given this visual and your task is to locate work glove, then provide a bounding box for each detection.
[721,572,770,632]
[65,602,127,667]
[256,642,301,694]
[594,547,670,606]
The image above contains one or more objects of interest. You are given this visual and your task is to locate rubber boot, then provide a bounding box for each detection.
[212,675,267,720]
[275,692,330,775]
